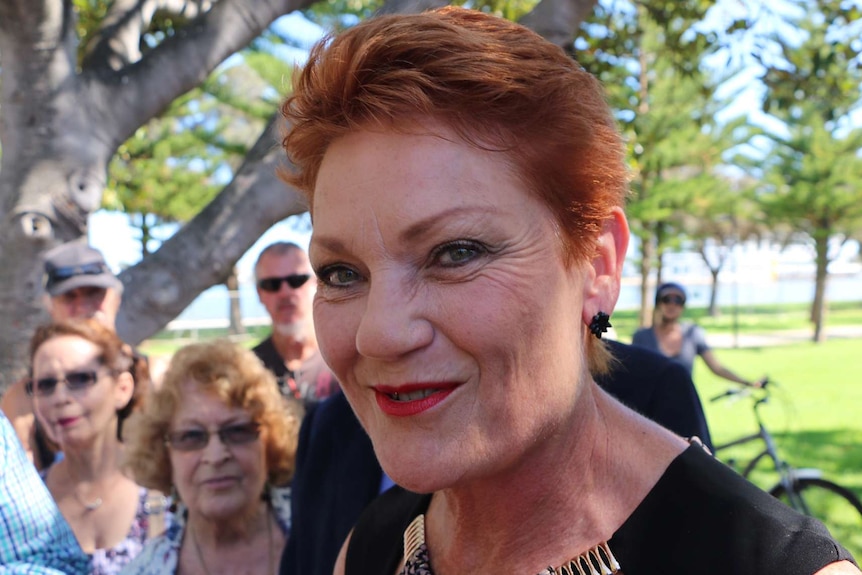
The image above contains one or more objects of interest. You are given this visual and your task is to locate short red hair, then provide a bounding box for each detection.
[281,6,629,372]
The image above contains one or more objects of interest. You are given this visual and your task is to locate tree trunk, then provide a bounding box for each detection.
[708,266,720,317]
[638,233,654,328]
[0,0,599,394]
[226,267,245,336]
[0,0,313,393]
[811,233,830,343]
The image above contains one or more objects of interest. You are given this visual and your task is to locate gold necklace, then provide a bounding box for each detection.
[190,508,275,575]
[402,514,622,575]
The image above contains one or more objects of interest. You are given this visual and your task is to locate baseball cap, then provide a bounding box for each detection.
[43,242,123,297]
[655,281,686,305]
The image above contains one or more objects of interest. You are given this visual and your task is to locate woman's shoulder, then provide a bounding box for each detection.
[117,532,178,575]
[269,485,293,533]
[345,487,431,575]
[612,446,854,574]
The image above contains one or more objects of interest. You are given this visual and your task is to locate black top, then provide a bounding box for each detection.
[280,342,714,575]
[346,445,855,575]
[599,340,712,450]
[252,336,338,406]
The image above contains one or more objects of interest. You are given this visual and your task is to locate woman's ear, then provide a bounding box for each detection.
[581,207,629,326]
[114,370,135,411]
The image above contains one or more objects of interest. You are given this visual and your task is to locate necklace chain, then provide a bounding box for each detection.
[190,506,275,575]
[72,489,103,511]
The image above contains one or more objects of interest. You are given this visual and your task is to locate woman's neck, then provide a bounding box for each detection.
[188,499,272,546]
[60,433,124,483]
[424,386,685,574]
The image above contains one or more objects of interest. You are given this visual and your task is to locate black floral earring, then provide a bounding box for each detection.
[589,311,611,339]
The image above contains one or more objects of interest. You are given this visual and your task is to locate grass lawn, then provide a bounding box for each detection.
[692,338,862,558]
[612,300,862,341]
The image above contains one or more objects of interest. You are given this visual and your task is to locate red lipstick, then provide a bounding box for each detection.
[374,383,457,417]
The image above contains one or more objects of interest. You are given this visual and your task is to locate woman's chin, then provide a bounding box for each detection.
[192,492,258,522]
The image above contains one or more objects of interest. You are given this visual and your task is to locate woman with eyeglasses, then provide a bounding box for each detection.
[120,339,301,575]
[28,318,158,574]
[632,282,762,387]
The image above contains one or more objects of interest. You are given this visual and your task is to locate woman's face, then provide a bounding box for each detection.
[657,290,686,322]
[168,382,268,523]
[309,125,596,492]
[31,335,127,451]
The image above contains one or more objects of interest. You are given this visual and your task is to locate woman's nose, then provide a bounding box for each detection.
[354,275,434,360]
[199,433,232,463]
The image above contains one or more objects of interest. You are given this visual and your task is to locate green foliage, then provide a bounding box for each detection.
[72,0,110,64]
[103,35,294,256]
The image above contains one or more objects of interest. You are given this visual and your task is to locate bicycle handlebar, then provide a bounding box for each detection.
[709,377,771,403]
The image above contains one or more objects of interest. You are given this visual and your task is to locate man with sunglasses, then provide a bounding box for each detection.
[633,281,763,387]
[252,242,338,406]
[1,241,126,468]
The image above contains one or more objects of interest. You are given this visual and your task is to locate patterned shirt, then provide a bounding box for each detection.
[0,413,91,574]
[119,486,291,575]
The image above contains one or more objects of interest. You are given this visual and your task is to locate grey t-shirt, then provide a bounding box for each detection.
[631,323,709,375]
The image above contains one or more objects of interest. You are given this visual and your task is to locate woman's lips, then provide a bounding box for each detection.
[374,383,458,417]
[56,416,80,427]
[201,476,240,489]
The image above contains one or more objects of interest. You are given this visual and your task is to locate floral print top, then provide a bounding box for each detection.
[118,486,292,575]
[40,467,168,575]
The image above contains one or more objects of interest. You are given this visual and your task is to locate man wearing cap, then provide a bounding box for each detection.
[0,241,124,468]
[633,281,763,387]
[252,241,338,407]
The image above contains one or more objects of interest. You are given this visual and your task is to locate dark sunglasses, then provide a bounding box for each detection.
[165,422,261,452]
[25,370,100,397]
[659,294,686,306]
[46,262,110,286]
[257,274,311,292]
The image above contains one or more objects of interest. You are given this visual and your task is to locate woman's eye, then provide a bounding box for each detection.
[434,241,485,267]
[319,266,362,287]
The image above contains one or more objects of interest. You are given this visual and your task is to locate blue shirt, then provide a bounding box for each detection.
[631,323,709,376]
[0,413,90,574]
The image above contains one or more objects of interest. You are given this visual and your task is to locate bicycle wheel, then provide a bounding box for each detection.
[771,478,862,555]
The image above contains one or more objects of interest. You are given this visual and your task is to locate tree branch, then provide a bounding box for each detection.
[82,0,315,150]
[518,0,597,50]
[115,114,306,344]
[83,0,215,73]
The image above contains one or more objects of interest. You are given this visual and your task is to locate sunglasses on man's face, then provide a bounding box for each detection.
[46,262,110,286]
[659,294,686,306]
[165,422,261,452]
[257,274,311,293]
[25,370,100,397]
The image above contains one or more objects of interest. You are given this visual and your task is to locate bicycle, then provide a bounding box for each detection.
[711,379,862,552]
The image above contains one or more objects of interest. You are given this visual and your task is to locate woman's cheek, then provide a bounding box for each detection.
[314,302,358,378]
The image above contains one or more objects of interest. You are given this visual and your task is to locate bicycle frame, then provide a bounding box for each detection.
[713,390,813,513]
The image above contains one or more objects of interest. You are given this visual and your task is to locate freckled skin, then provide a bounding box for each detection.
[309,125,593,493]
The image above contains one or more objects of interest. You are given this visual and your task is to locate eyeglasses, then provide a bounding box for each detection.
[257,274,311,292]
[165,422,261,452]
[659,294,686,306]
[46,262,110,287]
[25,371,100,397]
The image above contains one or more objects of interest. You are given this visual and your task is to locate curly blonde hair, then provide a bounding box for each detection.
[123,339,302,492]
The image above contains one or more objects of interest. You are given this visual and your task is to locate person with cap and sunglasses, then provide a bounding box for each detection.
[633,281,763,387]
[252,242,338,407]
[1,241,128,469]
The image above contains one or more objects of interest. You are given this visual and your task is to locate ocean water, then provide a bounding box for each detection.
[172,273,862,327]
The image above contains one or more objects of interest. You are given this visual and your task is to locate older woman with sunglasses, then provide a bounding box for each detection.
[633,282,762,387]
[120,339,301,575]
[28,318,156,574]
